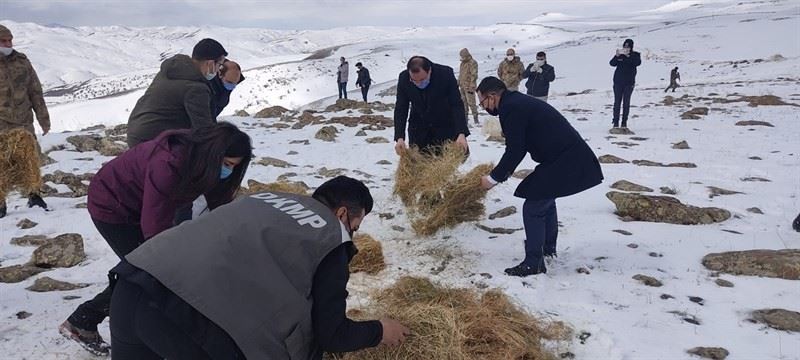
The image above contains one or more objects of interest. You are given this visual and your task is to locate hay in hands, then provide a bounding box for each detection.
[0,128,42,199]
[394,143,492,236]
[339,276,570,360]
[240,179,310,196]
[349,234,386,275]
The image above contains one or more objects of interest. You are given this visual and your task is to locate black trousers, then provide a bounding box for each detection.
[110,278,211,360]
[612,83,635,126]
[360,85,370,102]
[67,219,144,331]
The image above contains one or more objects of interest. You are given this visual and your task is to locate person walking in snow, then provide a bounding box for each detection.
[522,51,556,103]
[126,38,227,147]
[108,176,409,359]
[609,38,641,128]
[59,122,252,356]
[476,76,603,276]
[497,48,525,91]
[458,48,480,126]
[394,56,470,155]
[355,62,372,102]
[664,66,680,92]
[209,59,245,119]
[337,57,349,99]
[0,24,49,216]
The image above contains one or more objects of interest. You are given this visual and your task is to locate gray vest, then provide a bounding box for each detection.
[126,192,348,360]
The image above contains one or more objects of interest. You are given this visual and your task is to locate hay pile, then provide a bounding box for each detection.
[240,179,310,196]
[0,128,42,199]
[394,143,492,236]
[338,276,570,360]
[349,234,386,275]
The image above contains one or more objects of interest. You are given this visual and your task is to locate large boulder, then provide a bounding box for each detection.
[598,154,629,164]
[254,105,291,118]
[42,171,93,198]
[30,233,86,268]
[611,180,653,192]
[750,309,800,332]
[702,249,800,280]
[0,265,47,283]
[315,126,339,142]
[66,134,127,156]
[324,98,365,112]
[687,347,729,360]
[606,191,730,225]
[26,276,89,292]
[681,107,709,120]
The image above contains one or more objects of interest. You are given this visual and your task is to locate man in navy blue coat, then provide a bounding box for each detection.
[476,76,604,276]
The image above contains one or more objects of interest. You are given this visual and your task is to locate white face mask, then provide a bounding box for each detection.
[535,60,545,67]
[506,55,514,61]
[0,47,12,56]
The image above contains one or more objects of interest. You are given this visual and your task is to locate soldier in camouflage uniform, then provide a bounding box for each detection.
[458,48,479,126]
[0,24,49,217]
[497,48,525,91]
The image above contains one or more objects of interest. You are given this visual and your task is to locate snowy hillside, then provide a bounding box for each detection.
[1,0,799,359]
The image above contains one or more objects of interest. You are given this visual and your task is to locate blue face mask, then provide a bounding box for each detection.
[223,81,237,91]
[220,165,233,180]
[415,78,430,89]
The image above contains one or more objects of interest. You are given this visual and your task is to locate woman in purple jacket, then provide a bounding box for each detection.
[59,122,253,355]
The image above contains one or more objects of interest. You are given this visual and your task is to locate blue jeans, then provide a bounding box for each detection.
[522,198,558,268]
[338,82,347,99]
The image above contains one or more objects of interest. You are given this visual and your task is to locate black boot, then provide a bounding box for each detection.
[611,120,619,128]
[504,262,547,277]
[28,194,48,210]
[0,200,6,218]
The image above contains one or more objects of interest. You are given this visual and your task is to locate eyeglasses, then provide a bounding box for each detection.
[479,96,490,109]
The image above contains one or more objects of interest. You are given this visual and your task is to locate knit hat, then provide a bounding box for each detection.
[623,39,634,49]
[0,25,12,39]
[225,132,252,158]
[192,38,227,60]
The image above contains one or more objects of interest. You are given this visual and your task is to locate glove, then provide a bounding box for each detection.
[536,67,543,73]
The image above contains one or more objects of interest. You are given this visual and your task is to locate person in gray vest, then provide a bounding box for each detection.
[108,176,410,359]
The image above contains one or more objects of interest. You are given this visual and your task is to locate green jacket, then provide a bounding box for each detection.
[126,54,213,146]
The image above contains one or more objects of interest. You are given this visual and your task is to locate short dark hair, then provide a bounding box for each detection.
[407,56,431,73]
[355,62,363,67]
[192,38,228,61]
[536,51,546,58]
[476,76,507,95]
[313,176,374,216]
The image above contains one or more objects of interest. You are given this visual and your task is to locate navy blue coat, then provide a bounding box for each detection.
[394,58,469,148]
[489,91,603,200]
[522,63,555,97]
[610,51,641,86]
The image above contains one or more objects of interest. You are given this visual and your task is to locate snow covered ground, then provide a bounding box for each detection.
[1,0,799,359]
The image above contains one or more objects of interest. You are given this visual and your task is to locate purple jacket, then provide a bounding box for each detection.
[88,130,217,239]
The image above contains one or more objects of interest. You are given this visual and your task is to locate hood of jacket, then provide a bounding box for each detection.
[460,48,473,62]
[161,54,206,82]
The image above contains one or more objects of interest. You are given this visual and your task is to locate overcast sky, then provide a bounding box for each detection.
[1,0,678,29]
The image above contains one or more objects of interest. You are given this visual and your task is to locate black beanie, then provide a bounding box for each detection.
[225,132,252,158]
[192,38,228,60]
[623,39,634,49]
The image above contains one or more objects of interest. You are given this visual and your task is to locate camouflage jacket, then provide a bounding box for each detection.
[497,56,525,89]
[0,50,50,129]
[458,50,478,91]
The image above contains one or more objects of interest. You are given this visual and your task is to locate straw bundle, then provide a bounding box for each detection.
[0,128,42,199]
[394,143,492,236]
[337,276,570,360]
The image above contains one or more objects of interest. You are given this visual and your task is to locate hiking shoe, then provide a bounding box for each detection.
[0,201,6,218]
[28,194,48,210]
[504,263,547,277]
[59,320,110,356]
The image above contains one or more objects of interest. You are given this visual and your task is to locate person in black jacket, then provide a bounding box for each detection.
[522,51,556,103]
[394,56,470,155]
[609,38,641,128]
[209,60,245,119]
[108,176,410,359]
[476,77,603,276]
[355,62,371,102]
